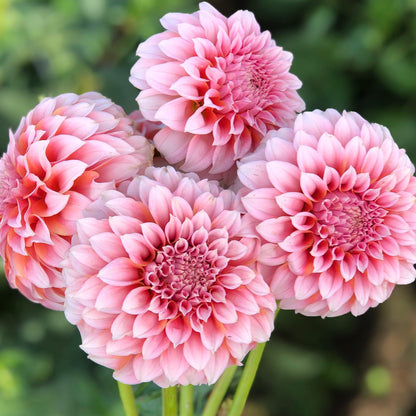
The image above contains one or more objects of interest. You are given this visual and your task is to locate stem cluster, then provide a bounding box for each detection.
[118,309,280,416]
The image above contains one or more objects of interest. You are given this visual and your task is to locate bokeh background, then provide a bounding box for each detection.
[1,0,416,415]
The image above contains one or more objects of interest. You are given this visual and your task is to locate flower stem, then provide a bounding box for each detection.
[163,386,178,416]
[179,385,194,416]
[226,343,265,416]
[117,381,138,416]
[227,308,280,416]
[201,365,237,416]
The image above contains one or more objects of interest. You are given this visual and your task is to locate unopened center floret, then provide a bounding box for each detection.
[145,238,219,304]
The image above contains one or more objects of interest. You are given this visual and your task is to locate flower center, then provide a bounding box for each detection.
[313,191,387,251]
[220,52,277,114]
[144,238,220,305]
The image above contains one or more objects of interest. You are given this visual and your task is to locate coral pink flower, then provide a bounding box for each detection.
[238,109,416,317]
[130,2,304,176]
[0,92,153,310]
[63,166,276,386]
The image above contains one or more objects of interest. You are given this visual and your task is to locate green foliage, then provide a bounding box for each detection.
[364,365,392,396]
[135,383,163,416]
[0,0,195,151]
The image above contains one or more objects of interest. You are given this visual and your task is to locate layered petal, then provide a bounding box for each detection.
[130,2,304,179]
[63,166,275,386]
[238,109,416,317]
[0,92,153,310]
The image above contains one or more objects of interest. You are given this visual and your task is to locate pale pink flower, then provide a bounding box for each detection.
[130,2,305,176]
[63,166,276,386]
[0,92,153,310]
[238,109,416,317]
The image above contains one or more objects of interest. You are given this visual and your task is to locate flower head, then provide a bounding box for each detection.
[63,166,275,386]
[0,92,153,310]
[238,109,416,317]
[130,2,304,176]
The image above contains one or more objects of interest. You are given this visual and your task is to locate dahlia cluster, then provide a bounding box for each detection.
[1,2,415,389]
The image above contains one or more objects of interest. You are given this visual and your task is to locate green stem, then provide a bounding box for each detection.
[117,381,138,416]
[180,385,194,416]
[227,308,280,416]
[226,343,265,416]
[163,386,178,416]
[201,365,237,416]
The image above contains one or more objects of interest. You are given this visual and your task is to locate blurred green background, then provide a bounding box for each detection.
[1,0,416,415]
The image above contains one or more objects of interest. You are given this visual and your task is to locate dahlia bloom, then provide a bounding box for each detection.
[238,109,416,317]
[0,92,153,310]
[63,166,276,386]
[130,2,305,175]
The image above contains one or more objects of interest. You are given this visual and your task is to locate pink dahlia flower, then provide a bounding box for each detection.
[238,109,416,317]
[0,92,153,310]
[130,2,305,175]
[63,166,276,386]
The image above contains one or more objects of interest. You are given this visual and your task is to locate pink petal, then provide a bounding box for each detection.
[90,232,126,262]
[265,135,297,164]
[141,332,170,360]
[146,62,186,95]
[133,311,164,338]
[95,285,129,313]
[317,133,346,171]
[226,287,260,315]
[69,244,106,275]
[133,356,164,383]
[147,185,173,227]
[97,258,141,286]
[256,217,293,243]
[155,97,195,131]
[354,275,371,306]
[212,301,238,324]
[140,222,166,249]
[237,160,271,190]
[323,166,340,192]
[296,145,326,176]
[122,286,151,314]
[326,284,353,312]
[339,253,356,281]
[160,345,188,383]
[339,166,358,192]
[295,110,335,138]
[185,107,216,134]
[361,147,384,180]
[275,192,313,216]
[154,128,191,165]
[181,134,214,172]
[159,37,194,61]
[318,271,343,299]
[300,172,327,201]
[200,317,225,352]
[137,89,173,121]
[107,337,142,356]
[266,160,301,193]
[294,275,319,300]
[183,333,212,371]
[258,243,287,266]
[224,314,252,344]
[242,188,282,221]
[165,316,192,347]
